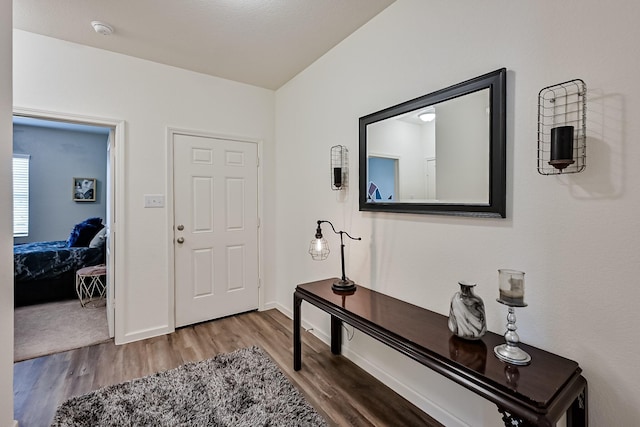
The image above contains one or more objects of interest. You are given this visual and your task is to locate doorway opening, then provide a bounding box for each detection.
[367,155,398,201]
[12,109,124,359]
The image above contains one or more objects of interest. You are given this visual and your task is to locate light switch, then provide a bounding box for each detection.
[144,194,165,208]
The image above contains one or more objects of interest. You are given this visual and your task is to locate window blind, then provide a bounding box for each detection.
[13,154,30,237]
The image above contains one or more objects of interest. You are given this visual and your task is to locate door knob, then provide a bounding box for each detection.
[177,225,184,231]
[176,237,185,244]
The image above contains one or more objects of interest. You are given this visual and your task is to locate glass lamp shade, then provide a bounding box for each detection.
[309,238,329,260]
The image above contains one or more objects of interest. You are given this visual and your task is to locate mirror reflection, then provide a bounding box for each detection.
[366,89,490,204]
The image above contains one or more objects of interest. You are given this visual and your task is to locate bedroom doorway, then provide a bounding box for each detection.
[12,109,125,350]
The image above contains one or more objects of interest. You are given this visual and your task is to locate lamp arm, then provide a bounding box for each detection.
[317,220,337,235]
[341,231,362,242]
[317,220,362,241]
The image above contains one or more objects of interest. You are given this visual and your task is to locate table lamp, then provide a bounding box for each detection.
[308,220,361,292]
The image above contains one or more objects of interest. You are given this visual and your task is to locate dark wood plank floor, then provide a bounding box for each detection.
[14,309,442,427]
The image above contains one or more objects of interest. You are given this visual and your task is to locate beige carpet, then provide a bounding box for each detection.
[14,299,111,362]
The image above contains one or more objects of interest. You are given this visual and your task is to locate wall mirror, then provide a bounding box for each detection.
[359,68,506,218]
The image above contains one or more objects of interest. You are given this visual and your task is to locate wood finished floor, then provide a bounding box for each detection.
[14,309,442,427]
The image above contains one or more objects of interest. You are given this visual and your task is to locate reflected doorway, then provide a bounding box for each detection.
[367,155,397,201]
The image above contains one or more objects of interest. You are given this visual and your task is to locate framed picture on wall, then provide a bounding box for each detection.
[73,177,96,202]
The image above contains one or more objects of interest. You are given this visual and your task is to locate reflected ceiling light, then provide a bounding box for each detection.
[418,112,436,122]
[91,21,114,36]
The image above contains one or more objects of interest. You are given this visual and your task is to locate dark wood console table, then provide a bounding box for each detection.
[293,279,587,427]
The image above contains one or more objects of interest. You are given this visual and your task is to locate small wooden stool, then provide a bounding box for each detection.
[75,264,107,308]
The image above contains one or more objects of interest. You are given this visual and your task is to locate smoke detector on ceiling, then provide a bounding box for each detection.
[91,21,114,36]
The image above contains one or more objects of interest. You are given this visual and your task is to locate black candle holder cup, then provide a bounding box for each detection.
[549,125,575,171]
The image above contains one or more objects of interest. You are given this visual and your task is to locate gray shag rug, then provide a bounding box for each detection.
[51,346,327,427]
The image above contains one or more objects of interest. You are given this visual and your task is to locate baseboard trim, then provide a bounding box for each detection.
[275,303,291,318]
[340,343,466,427]
[274,303,465,427]
[261,301,278,311]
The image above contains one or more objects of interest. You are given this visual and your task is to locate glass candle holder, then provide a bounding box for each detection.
[495,269,531,365]
[497,269,526,307]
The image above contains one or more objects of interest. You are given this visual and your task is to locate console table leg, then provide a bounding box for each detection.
[567,385,588,427]
[331,315,342,355]
[497,407,538,427]
[293,293,302,371]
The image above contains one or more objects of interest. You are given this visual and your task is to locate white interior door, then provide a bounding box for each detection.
[105,129,115,337]
[173,133,259,328]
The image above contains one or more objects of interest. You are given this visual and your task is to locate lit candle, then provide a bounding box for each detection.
[498,269,525,306]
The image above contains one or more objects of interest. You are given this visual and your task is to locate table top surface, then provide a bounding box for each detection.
[296,278,581,410]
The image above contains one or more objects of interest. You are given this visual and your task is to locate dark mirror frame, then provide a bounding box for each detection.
[359,68,507,218]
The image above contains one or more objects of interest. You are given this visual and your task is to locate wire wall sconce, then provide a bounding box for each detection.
[331,145,349,190]
[537,79,586,175]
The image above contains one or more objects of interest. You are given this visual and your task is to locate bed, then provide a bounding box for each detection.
[14,217,106,306]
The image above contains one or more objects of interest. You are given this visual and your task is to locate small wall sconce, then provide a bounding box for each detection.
[308,220,361,292]
[537,79,586,175]
[331,145,348,190]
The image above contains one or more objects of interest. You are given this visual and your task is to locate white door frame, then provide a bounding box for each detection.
[166,127,264,330]
[13,107,126,341]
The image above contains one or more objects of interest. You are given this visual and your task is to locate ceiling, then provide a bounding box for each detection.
[13,0,395,90]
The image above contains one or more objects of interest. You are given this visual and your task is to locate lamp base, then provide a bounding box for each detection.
[332,278,356,292]
[494,344,531,366]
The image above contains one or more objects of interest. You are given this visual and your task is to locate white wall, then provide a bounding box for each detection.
[0,0,14,424]
[13,30,276,343]
[275,0,640,425]
[13,125,108,243]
